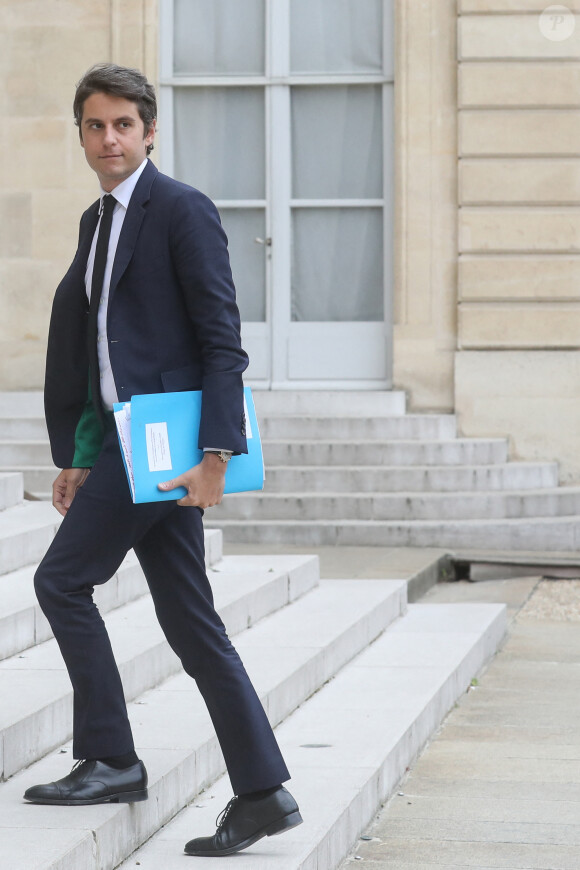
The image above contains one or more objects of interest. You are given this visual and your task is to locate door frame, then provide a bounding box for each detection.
[159,0,394,390]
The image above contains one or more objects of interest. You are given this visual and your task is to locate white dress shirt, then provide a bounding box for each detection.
[85,158,148,411]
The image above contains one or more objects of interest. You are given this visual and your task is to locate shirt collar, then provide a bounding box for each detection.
[98,158,149,213]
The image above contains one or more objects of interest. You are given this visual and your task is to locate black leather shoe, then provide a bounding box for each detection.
[23,759,148,806]
[184,786,303,856]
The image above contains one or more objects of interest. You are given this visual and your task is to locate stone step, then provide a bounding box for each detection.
[0,501,61,576]
[0,441,53,466]
[207,515,580,551]
[0,411,449,449]
[212,487,580,522]
[0,467,57,496]
[263,462,560,492]
[0,496,223,576]
[263,438,509,467]
[0,551,144,662]
[260,414,457,441]
[0,578,408,869]
[253,390,407,416]
[0,414,456,442]
[0,417,48,440]
[0,390,408,418]
[0,554,320,780]
[0,545,277,663]
[0,473,24,511]
[117,601,507,870]
[0,390,432,422]
[0,436,510,469]
[3,459,561,503]
[0,392,44,415]
[202,528,223,568]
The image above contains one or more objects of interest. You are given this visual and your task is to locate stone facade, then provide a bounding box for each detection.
[454,0,580,482]
[0,0,158,389]
[1,0,579,480]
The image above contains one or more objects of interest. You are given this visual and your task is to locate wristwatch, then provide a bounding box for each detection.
[206,450,233,463]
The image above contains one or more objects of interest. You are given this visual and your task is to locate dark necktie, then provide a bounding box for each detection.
[88,193,116,422]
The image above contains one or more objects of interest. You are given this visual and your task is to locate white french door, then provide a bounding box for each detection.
[160,0,393,387]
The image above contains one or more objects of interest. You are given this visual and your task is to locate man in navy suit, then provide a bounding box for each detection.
[23,63,302,857]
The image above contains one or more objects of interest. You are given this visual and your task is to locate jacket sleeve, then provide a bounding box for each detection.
[169,189,249,455]
[44,205,105,468]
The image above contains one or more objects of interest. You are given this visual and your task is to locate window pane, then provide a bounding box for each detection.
[220,209,266,322]
[292,86,382,199]
[292,208,383,322]
[174,0,265,75]
[174,88,265,200]
[291,0,382,74]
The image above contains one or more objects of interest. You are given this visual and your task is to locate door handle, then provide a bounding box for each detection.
[254,237,272,246]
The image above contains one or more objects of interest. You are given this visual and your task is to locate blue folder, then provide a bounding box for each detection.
[113,387,264,504]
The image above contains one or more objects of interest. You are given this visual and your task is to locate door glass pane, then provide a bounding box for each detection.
[174,0,265,75]
[292,208,383,322]
[174,88,265,200]
[292,86,382,199]
[291,0,382,74]
[220,209,266,322]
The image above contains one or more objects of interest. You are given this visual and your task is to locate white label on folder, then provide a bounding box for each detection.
[243,395,252,439]
[145,422,173,472]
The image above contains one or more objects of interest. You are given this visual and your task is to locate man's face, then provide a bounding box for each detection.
[79,91,156,191]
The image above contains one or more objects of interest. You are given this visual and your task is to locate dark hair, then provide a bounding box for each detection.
[74,63,157,155]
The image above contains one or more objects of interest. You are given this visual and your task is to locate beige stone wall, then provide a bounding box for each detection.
[456,350,580,483]
[0,0,158,390]
[454,0,580,481]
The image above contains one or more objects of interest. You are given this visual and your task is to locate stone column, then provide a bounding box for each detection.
[393,0,459,411]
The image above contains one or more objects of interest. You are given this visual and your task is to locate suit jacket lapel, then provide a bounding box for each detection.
[80,206,100,261]
[73,203,100,292]
[108,160,158,304]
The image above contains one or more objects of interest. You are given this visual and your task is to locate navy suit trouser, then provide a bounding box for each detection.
[33,429,290,795]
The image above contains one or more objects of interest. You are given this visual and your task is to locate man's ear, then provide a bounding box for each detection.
[145,119,156,147]
[79,129,85,149]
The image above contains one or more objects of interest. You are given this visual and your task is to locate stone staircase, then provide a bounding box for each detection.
[0,391,56,498]
[210,390,579,551]
[0,466,506,870]
[1,390,578,550]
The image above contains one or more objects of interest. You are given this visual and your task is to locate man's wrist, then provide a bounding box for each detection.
[204,449,232,463]
[202,452,229,471]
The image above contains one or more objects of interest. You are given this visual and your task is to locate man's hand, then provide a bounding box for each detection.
[52,467,90,516]
[158,452,227,508]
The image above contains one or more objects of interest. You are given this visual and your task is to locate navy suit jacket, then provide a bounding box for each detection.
[44,159,249,469]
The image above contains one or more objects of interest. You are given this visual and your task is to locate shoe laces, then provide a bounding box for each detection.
[216,796,238,831]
